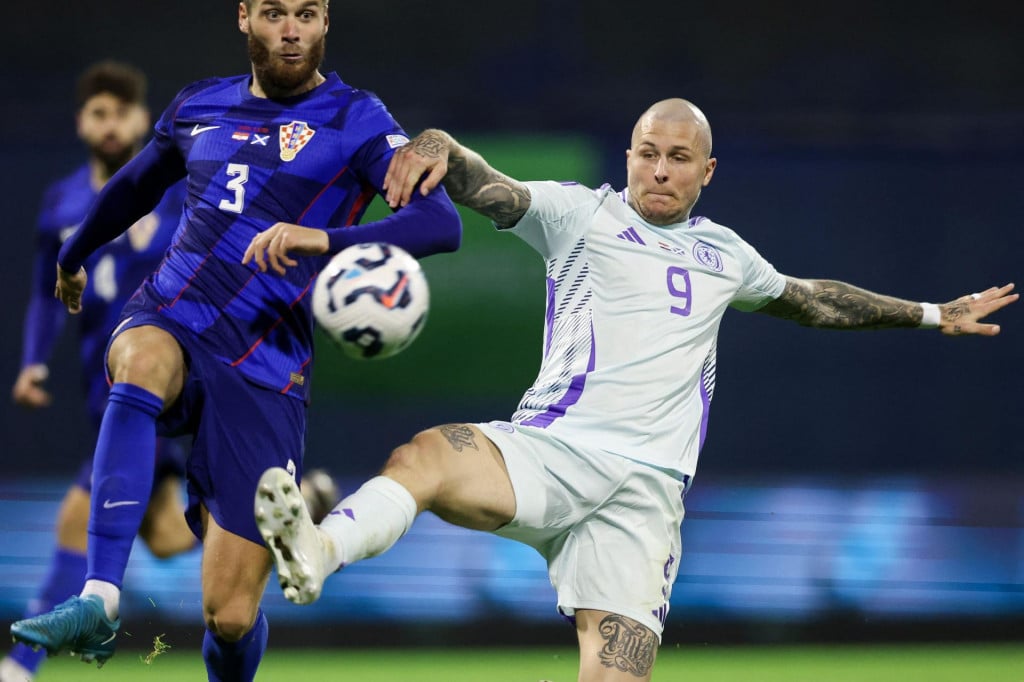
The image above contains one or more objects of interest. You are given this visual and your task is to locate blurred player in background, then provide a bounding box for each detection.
[10,0,460,680]
[1,60,194,682]
[254,99,1017,682]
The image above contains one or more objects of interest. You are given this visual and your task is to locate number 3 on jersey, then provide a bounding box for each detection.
[666,266,692,316]
[219,163,249,213]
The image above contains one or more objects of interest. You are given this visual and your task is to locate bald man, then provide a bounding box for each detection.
[253,99,1016,682]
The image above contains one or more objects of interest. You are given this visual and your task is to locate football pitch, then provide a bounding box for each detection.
[32,643,1023,681]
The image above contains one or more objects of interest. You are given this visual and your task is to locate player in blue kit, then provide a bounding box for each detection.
[254,99,1016,682]
[1,61,195,682]
[10,1,461,679]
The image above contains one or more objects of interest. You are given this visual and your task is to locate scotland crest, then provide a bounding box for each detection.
[693,240,724,272]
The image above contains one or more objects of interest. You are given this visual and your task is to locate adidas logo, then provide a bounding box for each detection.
[616,226,646,245]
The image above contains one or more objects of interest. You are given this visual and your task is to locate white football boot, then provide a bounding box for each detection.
[255,467,333,605]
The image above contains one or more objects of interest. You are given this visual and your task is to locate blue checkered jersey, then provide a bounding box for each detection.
[58,72,461,400]
[21,164,186,423]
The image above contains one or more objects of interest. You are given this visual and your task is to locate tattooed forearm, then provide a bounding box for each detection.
[759,278,928,329]
[443,143,531,228]
[439,424,478,453]
[596,614,657,677]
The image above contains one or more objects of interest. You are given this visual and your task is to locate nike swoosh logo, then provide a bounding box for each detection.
[380,274,409,309]
[102,499,141,509]
[191,124,220,136]
[100,633,117,645]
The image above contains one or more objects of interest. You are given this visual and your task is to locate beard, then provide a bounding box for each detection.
[90,138,137,178]
[248,32,326,97]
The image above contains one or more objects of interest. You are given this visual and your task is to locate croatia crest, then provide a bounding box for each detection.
[279,121,316,162]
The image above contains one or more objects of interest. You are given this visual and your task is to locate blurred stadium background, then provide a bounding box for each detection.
[1,0,1021,677]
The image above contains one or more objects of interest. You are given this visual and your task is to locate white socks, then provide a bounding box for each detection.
[0,656,33,682]
[319,476,417,573]
[81,579,120,620]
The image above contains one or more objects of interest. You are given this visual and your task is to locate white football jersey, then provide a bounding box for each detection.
[505,180,786,479]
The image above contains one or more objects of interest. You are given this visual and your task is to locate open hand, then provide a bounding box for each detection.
[940,283,1018,336]
[242,222,329,275]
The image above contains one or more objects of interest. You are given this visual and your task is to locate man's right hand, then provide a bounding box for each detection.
[55,264,87,314]
[12,364,52,408]
[383,129,453,209]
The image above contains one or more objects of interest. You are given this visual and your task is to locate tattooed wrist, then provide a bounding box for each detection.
[442,143,530,227]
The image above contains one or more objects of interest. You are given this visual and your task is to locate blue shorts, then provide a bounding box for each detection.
[108,310,306,545]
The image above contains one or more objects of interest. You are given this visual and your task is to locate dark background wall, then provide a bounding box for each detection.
[1,1,1021,481]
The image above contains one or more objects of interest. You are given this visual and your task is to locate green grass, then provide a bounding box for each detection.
[34,643,1024,681]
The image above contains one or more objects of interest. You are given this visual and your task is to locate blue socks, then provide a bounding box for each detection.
[87,382,163,586]
[202,609,269,682]
[9,548,87,672]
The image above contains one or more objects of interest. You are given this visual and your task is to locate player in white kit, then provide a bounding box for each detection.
[252,99,1016,681]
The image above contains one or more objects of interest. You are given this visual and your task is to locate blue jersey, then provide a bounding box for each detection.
[22,164,185,423]
[68,72,460,400]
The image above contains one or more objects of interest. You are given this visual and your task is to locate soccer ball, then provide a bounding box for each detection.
[312,243,429,359]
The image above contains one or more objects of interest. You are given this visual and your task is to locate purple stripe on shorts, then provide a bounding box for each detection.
[521,322,595,428]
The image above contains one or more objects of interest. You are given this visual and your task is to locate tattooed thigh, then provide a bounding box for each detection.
[439,424,479,453]
[596,614,657,677]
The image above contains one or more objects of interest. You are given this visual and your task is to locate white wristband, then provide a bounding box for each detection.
[919,302,941,329]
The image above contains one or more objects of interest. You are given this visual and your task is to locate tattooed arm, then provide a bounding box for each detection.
[758,277,1017,336]
[384,129,531,228]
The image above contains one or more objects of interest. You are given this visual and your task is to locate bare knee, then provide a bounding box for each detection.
[107,327,185,400]
[200,510,272,643]
[382,430,445,499]
[204,603,258,642]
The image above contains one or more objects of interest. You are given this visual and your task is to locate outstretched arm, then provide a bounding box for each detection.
[758,278,1017,336]
[384,129,531,228]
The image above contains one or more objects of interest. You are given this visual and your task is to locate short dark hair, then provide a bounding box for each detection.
[75,60,147,110]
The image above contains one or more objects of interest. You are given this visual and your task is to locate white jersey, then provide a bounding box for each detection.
[505,180,786,479]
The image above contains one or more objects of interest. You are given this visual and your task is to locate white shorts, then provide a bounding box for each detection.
[477,420,686,639]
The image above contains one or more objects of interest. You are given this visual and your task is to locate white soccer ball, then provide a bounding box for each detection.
[312,243,429,360]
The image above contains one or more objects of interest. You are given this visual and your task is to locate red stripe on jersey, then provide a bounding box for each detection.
[344,182,375,226]
[158,251,214,311]
[230,271,317,368]
[296,166,349,224]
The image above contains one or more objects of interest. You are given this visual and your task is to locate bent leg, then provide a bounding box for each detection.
[385,424,516,529]
[200,507,272,682]
[139,476,196,559]
[256,424,516,605]
[576,609,659,682]
[86,325,185,599]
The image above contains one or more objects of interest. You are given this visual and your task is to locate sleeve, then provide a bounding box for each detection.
[56,84,199,272]
[506,181,599,259]
[325,189,462,259]
[325,94,462,258]
[728,235,787,312]
[21,187,68,367]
